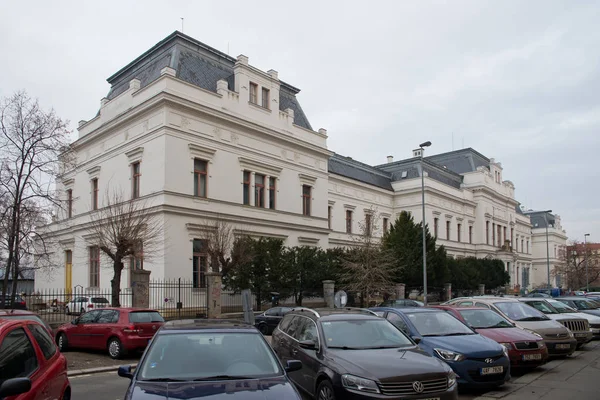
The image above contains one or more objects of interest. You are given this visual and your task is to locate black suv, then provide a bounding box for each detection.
[271,308,458,400]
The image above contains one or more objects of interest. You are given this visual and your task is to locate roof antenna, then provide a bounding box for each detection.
[180,17,184,33]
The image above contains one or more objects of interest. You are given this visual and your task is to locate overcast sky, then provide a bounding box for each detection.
[1,0,598,241]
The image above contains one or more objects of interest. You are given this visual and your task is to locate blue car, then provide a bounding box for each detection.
[117,319,303,399]
[370,307,510,389]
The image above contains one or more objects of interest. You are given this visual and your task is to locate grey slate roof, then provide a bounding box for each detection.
[104,31,313,131]
[328,154,393,191]
[523,210,556,229]
[424,148,490,175]
[0,267,35,280]
[376,158,463,189]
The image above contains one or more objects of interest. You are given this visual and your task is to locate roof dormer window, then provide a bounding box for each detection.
[261,87,270,109]
[249,82,258,104]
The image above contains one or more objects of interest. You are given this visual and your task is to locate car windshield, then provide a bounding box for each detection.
[494,302,549,321]
[523,301,559,314]
[129,311,164,323]
[547,300,577,313]
[406,312,475,336]
[458,309,513,329]
[321,319,413,349]
[138,332,282,381]
[573,299,598,310]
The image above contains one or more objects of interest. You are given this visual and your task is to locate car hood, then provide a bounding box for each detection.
[421,334,503,358]
[328,347,452,381]
[557,313,600,323]
[127,377,300,400]
[512,319,565,331]
[581,310,600,317]
[475,327,542,343]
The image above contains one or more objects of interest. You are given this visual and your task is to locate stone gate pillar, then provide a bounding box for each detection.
[131,269,151,308]
[479,284,485,296]
[323,280,335,308]
[445,283,452,301]
[206,272,222,318]
[395,283,406,299]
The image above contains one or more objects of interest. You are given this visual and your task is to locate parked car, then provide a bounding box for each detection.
[518,298,592,348]
[0,293,27,310]
[254,306,292,334]
[432,306,548,369]
[272,307,458,400]
[65,296,110,315]
[0,318,71,399]
[0,309,53,333]
[117,319,303,400]
[56,308,164,359]
[555,297,600,317]
[544,298,600,339]
[370,307,509,389]
[378,299,425,307]
[443,297,577,356]
[525,292,551,298]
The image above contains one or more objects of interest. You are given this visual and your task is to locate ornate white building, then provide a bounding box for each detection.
[37,31,566,293]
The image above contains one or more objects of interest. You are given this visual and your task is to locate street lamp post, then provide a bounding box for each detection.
[584,233,590,292]
[542,210,553,291]
[419,141,432,306]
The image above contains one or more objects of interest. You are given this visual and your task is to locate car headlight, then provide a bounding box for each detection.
[567,330,574,338]
[341,374,380,394]
[499,343,512,356]
[434,348,465,362]
[448,372,457,387]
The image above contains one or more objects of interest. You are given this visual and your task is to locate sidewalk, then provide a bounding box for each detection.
[64,351,139,375]
[474,341,600,400]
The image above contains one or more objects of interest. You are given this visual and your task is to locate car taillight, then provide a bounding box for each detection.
[88,304,93,308]
[123,324,139,334]
[18,301,25,306]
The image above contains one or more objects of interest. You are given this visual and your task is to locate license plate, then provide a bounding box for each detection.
[522,353,542,361]
[556,344,571,349]
[575,333,587,337]
[480,366,503,375]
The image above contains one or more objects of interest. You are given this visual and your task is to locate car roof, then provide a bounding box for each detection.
[463,297,520,303]
[0,309,38,316]
[447,306,489,311]
[375,307,442,314]
[287,307,380,320]
[159,319,257,332]
[89,307,159,312]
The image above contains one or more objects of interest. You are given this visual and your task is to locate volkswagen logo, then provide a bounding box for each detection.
[412,381,424,393]
[152,325,156,330]
[484,358,494,364]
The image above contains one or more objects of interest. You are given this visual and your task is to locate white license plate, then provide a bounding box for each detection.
[556,344,571,349]
[480,366,503,375]
[575,333,588,337]
[522,353,542,361]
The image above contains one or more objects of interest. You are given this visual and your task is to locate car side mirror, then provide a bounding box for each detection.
[298,340,317,350]
[412,336,422,344]
[285,360,302,373]
[0,378,31,398]
[118,365,134,380]
[71,318,78,325]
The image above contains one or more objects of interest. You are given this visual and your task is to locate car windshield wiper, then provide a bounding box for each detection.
[517,316,548,321]
[438,332,473,336]
[364,345,408,349]
[193,375,254,381]
[141,378,186,382]
[328,346,364,350]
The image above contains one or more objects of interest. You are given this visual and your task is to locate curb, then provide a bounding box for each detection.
[68,363,137,377]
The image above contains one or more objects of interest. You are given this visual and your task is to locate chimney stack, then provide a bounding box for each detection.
[387,155,394,163]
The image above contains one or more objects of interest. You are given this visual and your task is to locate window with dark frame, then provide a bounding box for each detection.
[261,87,270,109]
[497,225,502,247]
[469,226,473,244]
[328,206,332,229]
[346,210,353,234]
[255,174,265,207]
[503,226,507,245]
[0,328,39,380]
[67,189,73,218]
[268,177,276,209]
[383,218,389,234]
[249,82,258,104]
[457,223,462,242]
[434,218,439,238]
[365,213,372,236]
[194,159,208,198]
[91,178,99,210]
[446,220,451,240]
[131,162,141,199]
[486,221,490,244]
[89,246,100,287]
[243,171,251,205]
[302,185,311,216]
[192,239,208,288]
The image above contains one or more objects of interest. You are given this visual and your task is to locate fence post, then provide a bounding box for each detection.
[206,272,222,318]
[395,283,406,299]
[479,283,485,295]
[131,269,151,308]
[322,280,335,308]
[445,282,452,301]
[177,278,182,319]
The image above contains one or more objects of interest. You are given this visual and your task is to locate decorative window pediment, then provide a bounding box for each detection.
[125,147,144,163]
[344,204,356,210]
[298,173,317,186]
[62,178,75,189]
[238,157,282,176]
[189,144,217,161]
[86,166,101,178]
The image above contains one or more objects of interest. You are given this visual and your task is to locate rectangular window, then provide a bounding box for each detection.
[268,177,276,209]
[67,189,73,218]
[249,82,258,104]
[255,174,265,207]
[89,246,100,287]
[492,223,495,245]
[302,185,311,216]
[131,162,141,199]
[503,226,507,245]
[497,225,502,247]
[328,206,332,229]
[193,159,208,198]
[346,210,353,234]
[521,239,524,253]
[129,242,143,285]
[91,178,99,210]
[486,221,490,244]
[526,240,529,253]
[243,171,251,205]
[469,226,473,244]
[457,224,461,242]
[261,87,270,109]
[511,228,514,248]
[446,221,451,240]
[192,239,208,288]
[365,213,372,236]
[434,218,439,238]
[383,218,389,234]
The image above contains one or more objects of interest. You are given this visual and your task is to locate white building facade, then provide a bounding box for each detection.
[37,32,566,293]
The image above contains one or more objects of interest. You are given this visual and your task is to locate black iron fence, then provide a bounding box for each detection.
[149,278,208,320]
[220,288,326,313]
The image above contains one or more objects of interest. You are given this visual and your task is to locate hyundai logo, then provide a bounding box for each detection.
[412,381,425,393]
[484,358,494,364]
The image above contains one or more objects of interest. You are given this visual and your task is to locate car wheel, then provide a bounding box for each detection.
[258,324,269,335]
[57,333,69,352]
[62,387,71,400]
[107,337,123,359]
[317,380,336,400]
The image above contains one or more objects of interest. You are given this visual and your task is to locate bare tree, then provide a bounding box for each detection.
[554,242,600,290]
[88,190,163,306]
[198,217,234,273]
[340,208,395,306]
[0,91,72,302]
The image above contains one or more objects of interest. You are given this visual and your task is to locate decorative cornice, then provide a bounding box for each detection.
[86,166,101,177]
[58,238,75,248]
[238,156,283,177]
[232,229,288,240]
[62,178,75,188]
[125,146,144,162]
[445,214,453,219]
[298,236,320,245]
[189,143,216,160]
[298,173,317,186]
[328,200,336,206]
[432,211,442,216]
[344,204,357,210]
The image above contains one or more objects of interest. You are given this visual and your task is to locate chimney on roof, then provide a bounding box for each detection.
[387,155,394,163]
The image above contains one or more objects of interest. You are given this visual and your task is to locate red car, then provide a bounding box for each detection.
[55,308,164,359]
[0,318,70,399]
[0,309,53,333]
[433,305,549,369]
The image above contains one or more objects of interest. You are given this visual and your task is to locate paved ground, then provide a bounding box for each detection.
[64,350,139,371]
